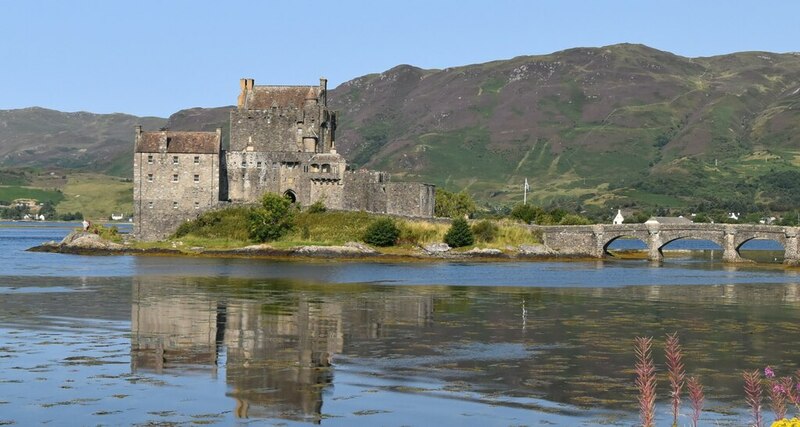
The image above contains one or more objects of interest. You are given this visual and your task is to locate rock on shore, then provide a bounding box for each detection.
[59,232,125,250]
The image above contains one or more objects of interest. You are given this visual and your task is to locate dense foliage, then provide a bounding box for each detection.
[249,193,297,242]
[509,203,591,225]
[435,190,477,218]
[471,220,498,243]
[444,217,474,248]
[363,217,400,247]
[510,204,543,224]
[173,206,251,241]
[305,199,327,214]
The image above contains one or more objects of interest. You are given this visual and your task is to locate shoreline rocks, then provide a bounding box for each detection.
[29,231,567,262]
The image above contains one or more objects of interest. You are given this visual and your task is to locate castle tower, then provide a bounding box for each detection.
[226,78,344,206]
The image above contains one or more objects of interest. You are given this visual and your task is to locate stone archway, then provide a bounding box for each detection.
[283,190,297,203]
[603,235,648,257]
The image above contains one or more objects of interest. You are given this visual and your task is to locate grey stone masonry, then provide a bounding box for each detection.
[133,127,221,241]
[133,78,435,241]
[538,223,800,265]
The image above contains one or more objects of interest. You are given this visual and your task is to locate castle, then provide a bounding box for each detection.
[134,78,435,241]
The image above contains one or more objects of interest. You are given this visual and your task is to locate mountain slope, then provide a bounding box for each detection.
[0,108,165,176]
[328,44,800,211]
[2,44,800,213]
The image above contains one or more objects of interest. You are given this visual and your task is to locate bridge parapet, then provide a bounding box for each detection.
[537,223,799,264]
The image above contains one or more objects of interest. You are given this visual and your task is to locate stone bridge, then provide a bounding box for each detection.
[538,223,800,264]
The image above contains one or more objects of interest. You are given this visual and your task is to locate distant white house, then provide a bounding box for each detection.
[612,209,625,225]
[644,216,693,225]
[110,213,124,221]
[728,212,740,221]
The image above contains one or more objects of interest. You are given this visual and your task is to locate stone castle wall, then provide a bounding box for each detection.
[133,131,220,241]
[134,78,434,241]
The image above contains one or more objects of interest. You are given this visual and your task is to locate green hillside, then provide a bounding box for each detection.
[2,44,800,216]
[328,44,800,214]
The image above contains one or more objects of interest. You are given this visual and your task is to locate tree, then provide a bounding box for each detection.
[510,204,543,224]
[363,217,400,247]
[435,190,477,218]
[444,217,474,248]
[39,201,56,219]
[249,193,296,242]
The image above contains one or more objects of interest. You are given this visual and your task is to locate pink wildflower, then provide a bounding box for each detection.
[765,366,775,378]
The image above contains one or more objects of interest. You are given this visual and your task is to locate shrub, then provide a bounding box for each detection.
[363,217,400,247]
[435,190,477,218]
[472,220,498,243]
[306,199,327,214]
[173,207,251,241]
[249,193,296,242]
[510,204,543,224]
[558,214,592,225]
[87,223,122,243]
[444,217,474,248]
[397,220,446,246]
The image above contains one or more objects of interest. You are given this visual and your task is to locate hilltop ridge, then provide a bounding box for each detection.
[2,44,800,213]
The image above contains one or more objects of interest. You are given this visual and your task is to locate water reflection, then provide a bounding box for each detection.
[130,278,435,422]
[123,276,800,425]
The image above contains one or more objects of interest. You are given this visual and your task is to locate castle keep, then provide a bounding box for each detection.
[134,78,435,241]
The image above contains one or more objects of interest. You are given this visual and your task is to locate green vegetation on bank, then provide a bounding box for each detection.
[159,194,546,253]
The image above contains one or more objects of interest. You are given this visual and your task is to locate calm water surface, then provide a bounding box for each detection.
[1,222,799,426]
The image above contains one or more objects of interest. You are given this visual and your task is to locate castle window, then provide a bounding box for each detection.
[193,156,200,164]
[148,201,153,209]
[147,155,153,164]
[173,201,178,209]
[172,174,178,182]
[257,161,262,168]
[321,164,331,173]
[304,165,308,173]
[193,174,200,183]
[147,174,153,182]
[241,161,247,168]
[172,156,179,165]
[194,201,200,209]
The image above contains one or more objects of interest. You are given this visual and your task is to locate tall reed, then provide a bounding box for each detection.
[665,332,685,427]
[686,376,704,427]
[744,369,764,427]
[635,336,657,427]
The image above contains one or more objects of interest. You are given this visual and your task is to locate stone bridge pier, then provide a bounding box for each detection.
[540,223,800,265]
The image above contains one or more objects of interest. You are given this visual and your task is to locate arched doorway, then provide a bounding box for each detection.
[283,190,297,203]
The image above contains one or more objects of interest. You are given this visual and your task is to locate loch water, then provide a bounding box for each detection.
[1,222,799,426]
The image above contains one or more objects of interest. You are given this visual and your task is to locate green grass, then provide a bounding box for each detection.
[0,169,31,186]
[56,174,133,220]
[0,186,64,204]
[153,208,542,252]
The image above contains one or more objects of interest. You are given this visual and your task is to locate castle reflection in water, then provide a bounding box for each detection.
[130,279,433,422]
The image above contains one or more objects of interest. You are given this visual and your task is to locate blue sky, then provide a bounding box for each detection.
[1,0,798,117]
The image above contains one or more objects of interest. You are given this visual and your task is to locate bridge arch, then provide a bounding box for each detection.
[602,234,648,257]
[539,224,800,265]
[737,237,785,263]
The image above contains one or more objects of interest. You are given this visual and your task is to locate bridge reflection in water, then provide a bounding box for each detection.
[540,223,800,264]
